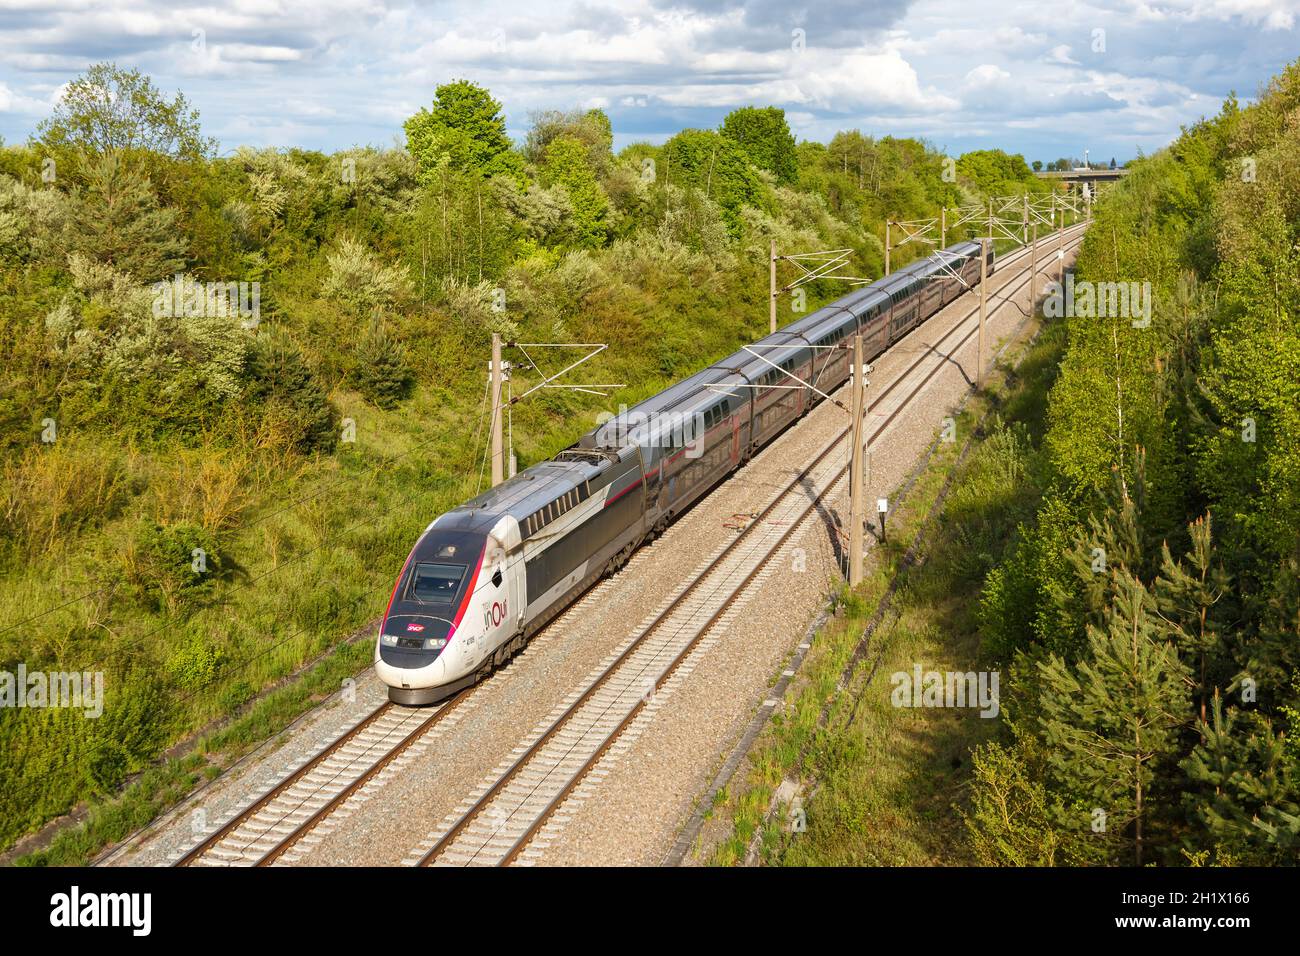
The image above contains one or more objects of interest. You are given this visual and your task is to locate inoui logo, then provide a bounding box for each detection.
[483,599,508,629]
[50,886,151,936]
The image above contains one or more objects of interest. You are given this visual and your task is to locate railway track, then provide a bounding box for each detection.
[407,226,1087,867]
[168,226,1084,868]
[175,695,472,866]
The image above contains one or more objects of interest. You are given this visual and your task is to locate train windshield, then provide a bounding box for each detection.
[407,562,469,606]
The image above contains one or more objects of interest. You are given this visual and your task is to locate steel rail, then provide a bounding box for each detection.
[174,701,396,866]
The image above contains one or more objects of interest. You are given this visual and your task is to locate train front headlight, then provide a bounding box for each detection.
[381,633,398,646]
[425,637,448,651]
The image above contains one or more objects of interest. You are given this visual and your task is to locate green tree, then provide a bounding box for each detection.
[963,738,1065,865]
[353,322,415,409]
[525,108,613,174]
[1037,569,1190,865]
[243,336,340,455]
[956,149,1043,196]
[321,236,410,318]
[660,128,764,233]
[37,62,215,160]
[1154,514,1229,724]
[540,136,608,247]
[66,152,186,282]
[1182,696,1300,863]
[124,521,224,614]
[720,106,798,185]
[404,81,523,181]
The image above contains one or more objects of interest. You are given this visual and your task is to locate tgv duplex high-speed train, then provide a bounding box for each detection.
[376,240,994,703]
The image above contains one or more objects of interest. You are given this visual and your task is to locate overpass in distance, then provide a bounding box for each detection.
[1036,168,1128,187]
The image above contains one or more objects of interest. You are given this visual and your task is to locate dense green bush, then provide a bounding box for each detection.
[124,521,225,614]
[243,336,340,454]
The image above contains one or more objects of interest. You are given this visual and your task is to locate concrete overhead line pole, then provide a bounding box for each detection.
[848,334,867,586]
[940,207,946,248]
[1030,220,1038,307]
[884,219,892,275]
[769,238,778,334]
[1057,197,1066,286]
[977,238,988,389]
[490,332,505,487]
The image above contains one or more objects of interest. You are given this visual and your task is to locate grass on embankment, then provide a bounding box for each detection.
[708,312,1065,866]
[14,637,373,866]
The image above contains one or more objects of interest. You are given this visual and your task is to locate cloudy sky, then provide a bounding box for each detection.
[0,0,1295,163]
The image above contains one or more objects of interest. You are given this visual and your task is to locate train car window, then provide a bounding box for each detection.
[407,562,468,605]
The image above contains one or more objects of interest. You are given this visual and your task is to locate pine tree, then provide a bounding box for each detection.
[1063,454,1152,635]
[1181,694,1300,863]
[68,152,186,282]
[353,322,415,410]
[244,336,339,454]
[1154,513,1229,725]
[1037,569,1190,864]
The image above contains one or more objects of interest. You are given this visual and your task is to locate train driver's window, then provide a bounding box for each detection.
[409,562,467,605]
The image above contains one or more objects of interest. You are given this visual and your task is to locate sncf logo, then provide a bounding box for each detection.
[482,600,508,630]
[406,623,425,632]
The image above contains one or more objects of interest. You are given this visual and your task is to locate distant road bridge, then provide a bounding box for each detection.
[1036,168,1128,187]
